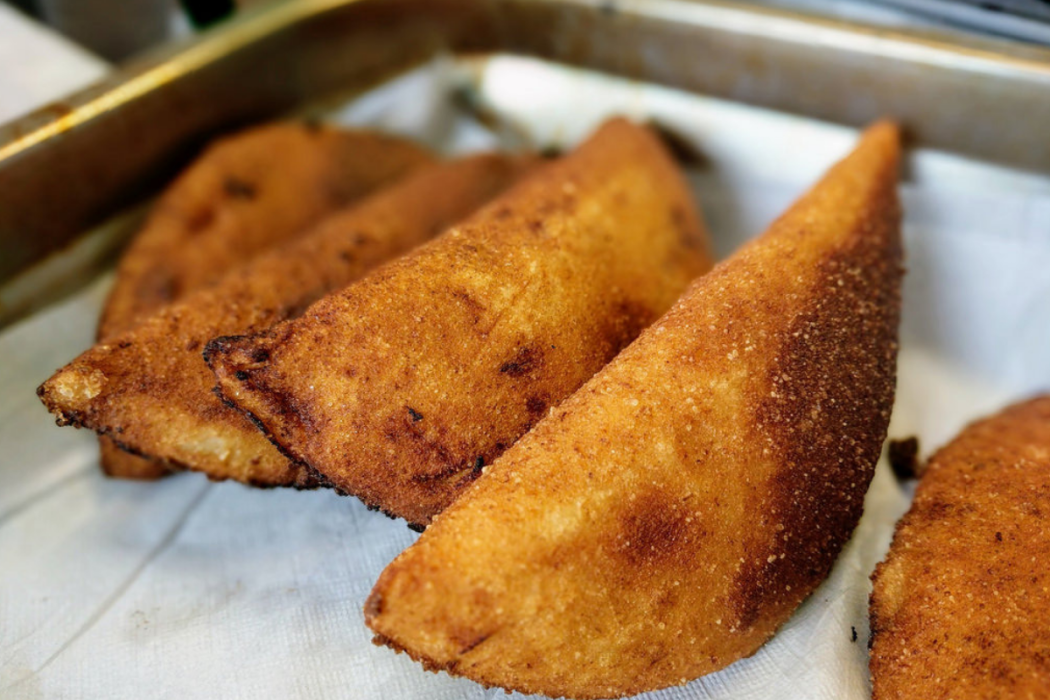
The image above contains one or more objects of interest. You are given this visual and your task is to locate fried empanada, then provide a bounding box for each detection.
[206,118,713,526]
[870,396,1050,700]
[98,121,433,480]
[365,122,902,698]
[39,154,525,487]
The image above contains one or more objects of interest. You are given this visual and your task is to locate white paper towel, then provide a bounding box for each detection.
[1,57,1048,700]
[0,3,107,125]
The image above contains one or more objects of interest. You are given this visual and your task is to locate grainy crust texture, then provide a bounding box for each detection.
[206,118,714,526]
[38,154,525,487]
[870,396,1050,700]
[365,122,903,699]
[97,121,433,480]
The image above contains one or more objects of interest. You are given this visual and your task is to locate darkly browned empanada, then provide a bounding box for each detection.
[98,122,433,480]
[39,154,522,487]
[207,118,713,526]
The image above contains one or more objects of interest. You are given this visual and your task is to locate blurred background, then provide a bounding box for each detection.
[3,0,262,62]
[1,0,1049,148]
[4,0,1050,63]
[4,0,1050,67]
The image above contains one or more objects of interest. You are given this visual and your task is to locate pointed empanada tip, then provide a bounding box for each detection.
[859,120,902,153]
[865,119,900,136]
[38,364,106,415]
[363,587,385,626]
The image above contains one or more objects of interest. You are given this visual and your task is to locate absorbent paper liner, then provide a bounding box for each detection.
[2,57,1048,700]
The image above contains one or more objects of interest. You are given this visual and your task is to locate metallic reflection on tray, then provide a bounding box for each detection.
[1,0,1049,320]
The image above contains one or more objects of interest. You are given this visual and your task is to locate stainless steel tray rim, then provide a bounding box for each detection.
[2,0,1049,319]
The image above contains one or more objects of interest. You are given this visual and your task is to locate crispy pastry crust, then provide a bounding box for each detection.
[870,396,1050,700]
[365,122,902,698]
[206,118,714,526]
[97,122,433,480]
[39,154,524,486]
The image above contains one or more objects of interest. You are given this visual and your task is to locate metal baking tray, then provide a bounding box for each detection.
[0,0,1048,323]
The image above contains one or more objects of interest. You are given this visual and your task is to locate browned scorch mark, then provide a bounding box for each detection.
[500,345,544,377]
[731,227,901,630]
